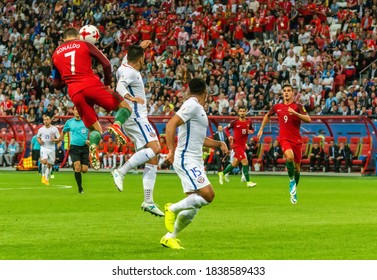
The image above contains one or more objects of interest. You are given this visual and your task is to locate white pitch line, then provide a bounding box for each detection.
[0,185,73,190]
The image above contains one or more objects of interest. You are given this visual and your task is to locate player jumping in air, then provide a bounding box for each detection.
[52,28,141,170]
[111,44,164,217]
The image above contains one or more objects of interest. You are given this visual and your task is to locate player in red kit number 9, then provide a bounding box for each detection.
[218,106,257,188]
[52,28,141,170]
[257,84,311,204]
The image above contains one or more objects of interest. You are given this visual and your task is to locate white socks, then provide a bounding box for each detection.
[118,148,156,175]
[119,154,124,167]
[170,193,209,213]
[45,166,51,180]
[166,207,199,238]
[143,163,157,203]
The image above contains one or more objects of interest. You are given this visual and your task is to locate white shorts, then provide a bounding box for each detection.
[122,118,158,150]
[173,157,210,193]
[40,147,56,165]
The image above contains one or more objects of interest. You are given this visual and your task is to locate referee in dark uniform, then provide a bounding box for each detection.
[60,107,90,193]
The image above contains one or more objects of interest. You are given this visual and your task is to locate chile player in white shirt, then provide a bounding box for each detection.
[160,78,228,250]
[37,115,61,185]
[112,44,164,217]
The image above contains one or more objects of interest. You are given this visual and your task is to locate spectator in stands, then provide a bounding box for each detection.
[246,137,259,166]
[158,137,170,169]
[213,125,230,172]
[4,137,20,167]
[368,63,377,79]
[96,139,105,169]
[325,140,340,172]
[103,137,118,169]
[0,0,375,138]
[309,142,324,172]
[337,142,353,173]
[0,137,6,167]
[263,140,283,171]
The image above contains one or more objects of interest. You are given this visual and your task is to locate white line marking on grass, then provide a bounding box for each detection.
[0,185,73,190]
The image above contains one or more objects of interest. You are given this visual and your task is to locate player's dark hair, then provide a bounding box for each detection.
[282,84,293,90]
[127,45,144,62]
[63,28,79,39]
[189,78,206,95]
[238,105,246,111]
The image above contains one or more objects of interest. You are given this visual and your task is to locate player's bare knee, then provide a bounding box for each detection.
[286,153,294,162]
[74,162,81,172]
[205,192,215,203]
[148,157,158,165]
[200,187,215,203]
[147,141,161,155]
[81,166,88,173]
[295,165,300,173]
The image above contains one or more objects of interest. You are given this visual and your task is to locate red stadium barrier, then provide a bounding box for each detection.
[0,116,36,168]
[2,115,376,175]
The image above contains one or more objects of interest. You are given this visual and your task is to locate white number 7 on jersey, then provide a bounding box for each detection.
[64,50,76,75]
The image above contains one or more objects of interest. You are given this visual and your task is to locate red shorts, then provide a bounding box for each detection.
[233,146,247,161]
[70,84,123,128]
[279,139,302,164]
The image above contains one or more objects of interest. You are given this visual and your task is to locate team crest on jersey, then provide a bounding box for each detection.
[197,176,205,183]
[149,132,156,137]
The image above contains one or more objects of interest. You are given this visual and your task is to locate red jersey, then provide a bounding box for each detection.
[268,102,307,144]
[225,119,253,148]
[52,39,112,97]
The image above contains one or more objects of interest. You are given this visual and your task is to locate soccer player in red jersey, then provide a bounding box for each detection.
[52,28,140,170]
[218,106,257,188]
[257,84,311,204]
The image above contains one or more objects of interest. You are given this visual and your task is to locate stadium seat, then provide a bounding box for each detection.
[252,136,272,171]
[324,136,334,143]
[301,136,310,159]
[352,137,371,171]
[349,137,361,158]
[4,133,14,142]
[337,136,347,144]
[312,136,323,144]
[17,134,25,142]
[262,136,273,144]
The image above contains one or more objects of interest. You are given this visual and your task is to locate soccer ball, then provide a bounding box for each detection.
[79,25,100,44]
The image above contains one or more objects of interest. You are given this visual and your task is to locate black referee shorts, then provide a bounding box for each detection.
[69,145,89,166]
[32,149,40,162]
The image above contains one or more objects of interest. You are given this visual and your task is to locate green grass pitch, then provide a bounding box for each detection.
[0,171,376,260]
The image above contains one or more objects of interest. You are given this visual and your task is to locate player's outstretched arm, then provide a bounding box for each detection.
[257,113,271,139]
[165,114,184,164]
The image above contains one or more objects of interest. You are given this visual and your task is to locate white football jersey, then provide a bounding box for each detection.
[37,125,60,150]
[175,97,208,161]
[116,63,147,119]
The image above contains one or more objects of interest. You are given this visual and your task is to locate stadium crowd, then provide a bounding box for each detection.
[0,0,377,123]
